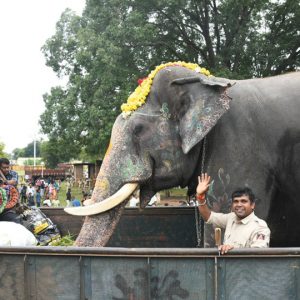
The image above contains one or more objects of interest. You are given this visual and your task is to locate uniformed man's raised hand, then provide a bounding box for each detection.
[219,244,234,254]
[196,173,211,195]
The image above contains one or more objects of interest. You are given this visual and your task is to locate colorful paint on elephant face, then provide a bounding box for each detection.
[121,157,145,180]
[157,120,169,137]
[160,103,171,119]
[94,177,110,194]
[104,141,113,160]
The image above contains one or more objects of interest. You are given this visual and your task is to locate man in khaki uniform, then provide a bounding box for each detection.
[196,173,270,254]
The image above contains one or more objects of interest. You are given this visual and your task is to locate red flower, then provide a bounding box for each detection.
[137,77,148,85]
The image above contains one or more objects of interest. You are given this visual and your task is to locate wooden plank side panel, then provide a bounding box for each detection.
[34,256,81,300]
[0,251,300,299]
[42,208,198,248]
[150,258,214,300]
[0,255,25,300]
[219,258,299,300]
[89,257,149,300]
[107,210,197,247]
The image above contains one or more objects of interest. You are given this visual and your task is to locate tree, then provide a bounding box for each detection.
[12,148,25,160]
[0,142,6,158]
[40,0,300,158]
[40,139,79,168]
[12,141,42,159]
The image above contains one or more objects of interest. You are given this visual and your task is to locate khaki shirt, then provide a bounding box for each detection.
[207,211,270,248]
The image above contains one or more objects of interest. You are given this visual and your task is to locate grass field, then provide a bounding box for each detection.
[57,181,85,207]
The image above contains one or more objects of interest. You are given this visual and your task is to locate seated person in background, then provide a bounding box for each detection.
[43,196,52,207]
[128,190,139,207]
[196,173,270,254]
[51,199,60,207]
[71,197,81,207]
[0,179,20,223]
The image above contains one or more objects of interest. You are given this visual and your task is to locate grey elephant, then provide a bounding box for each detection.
[65,62,300,247]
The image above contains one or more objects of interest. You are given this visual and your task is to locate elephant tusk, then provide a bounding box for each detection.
[64,183,138,216]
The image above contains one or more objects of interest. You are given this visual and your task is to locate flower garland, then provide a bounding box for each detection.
[121,61,211,117]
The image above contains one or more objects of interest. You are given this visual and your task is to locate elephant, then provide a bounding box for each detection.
[65,63,300,247]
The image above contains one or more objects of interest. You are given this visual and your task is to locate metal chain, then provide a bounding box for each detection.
[201,137,207,175]
[195,137,207,247]
[195,204,202,247]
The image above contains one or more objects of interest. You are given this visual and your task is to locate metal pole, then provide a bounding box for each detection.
[41,163,44,178]
[214,256,218,300]
[33,139,36,167]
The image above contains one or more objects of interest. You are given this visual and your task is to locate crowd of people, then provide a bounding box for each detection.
[0,158,86,224]
[19,179,62,207]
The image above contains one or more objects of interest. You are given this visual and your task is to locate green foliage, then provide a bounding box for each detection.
[12,141,42,160]
[23,158,43,166]
[40,139,79,168]
[40,0,300,159]
[49,234,75,246]
[0,142,6,157]
[58,181,84,207]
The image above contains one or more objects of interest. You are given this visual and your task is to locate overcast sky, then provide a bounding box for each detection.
[0,0,86,153]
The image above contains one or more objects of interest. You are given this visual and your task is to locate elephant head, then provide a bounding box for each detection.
[65,64,231,246]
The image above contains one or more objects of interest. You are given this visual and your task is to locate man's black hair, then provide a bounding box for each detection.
[231,187,256,204]
[0,158,10,166]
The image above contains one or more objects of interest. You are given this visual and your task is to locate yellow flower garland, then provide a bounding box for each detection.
[121,61,211,117]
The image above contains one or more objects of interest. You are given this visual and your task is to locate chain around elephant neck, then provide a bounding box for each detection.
[195,136,207,247]
[201,137,207,174]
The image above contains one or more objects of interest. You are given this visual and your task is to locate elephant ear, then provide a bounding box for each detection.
[172,75,232,154]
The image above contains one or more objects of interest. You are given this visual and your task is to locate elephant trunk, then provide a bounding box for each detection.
[75,202,126,247]
[72,182,138,246]
[73,156,135,246]
[69,116,152,246]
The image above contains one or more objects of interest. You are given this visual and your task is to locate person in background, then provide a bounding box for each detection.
[0,158,18,187]
[20,184,28,204]
[27,184,35,206]
[128,191,139,207]
[71,197,81,207]
[0,179,20,223]
[43,194,52,207]
[66,188,72,207]
[81,191,88,205]
[40,180,45,199]
[35,187,41,207]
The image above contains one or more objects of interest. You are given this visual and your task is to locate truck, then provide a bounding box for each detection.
[0,207,299,299]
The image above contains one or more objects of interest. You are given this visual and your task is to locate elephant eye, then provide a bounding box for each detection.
[133,124,144,136]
